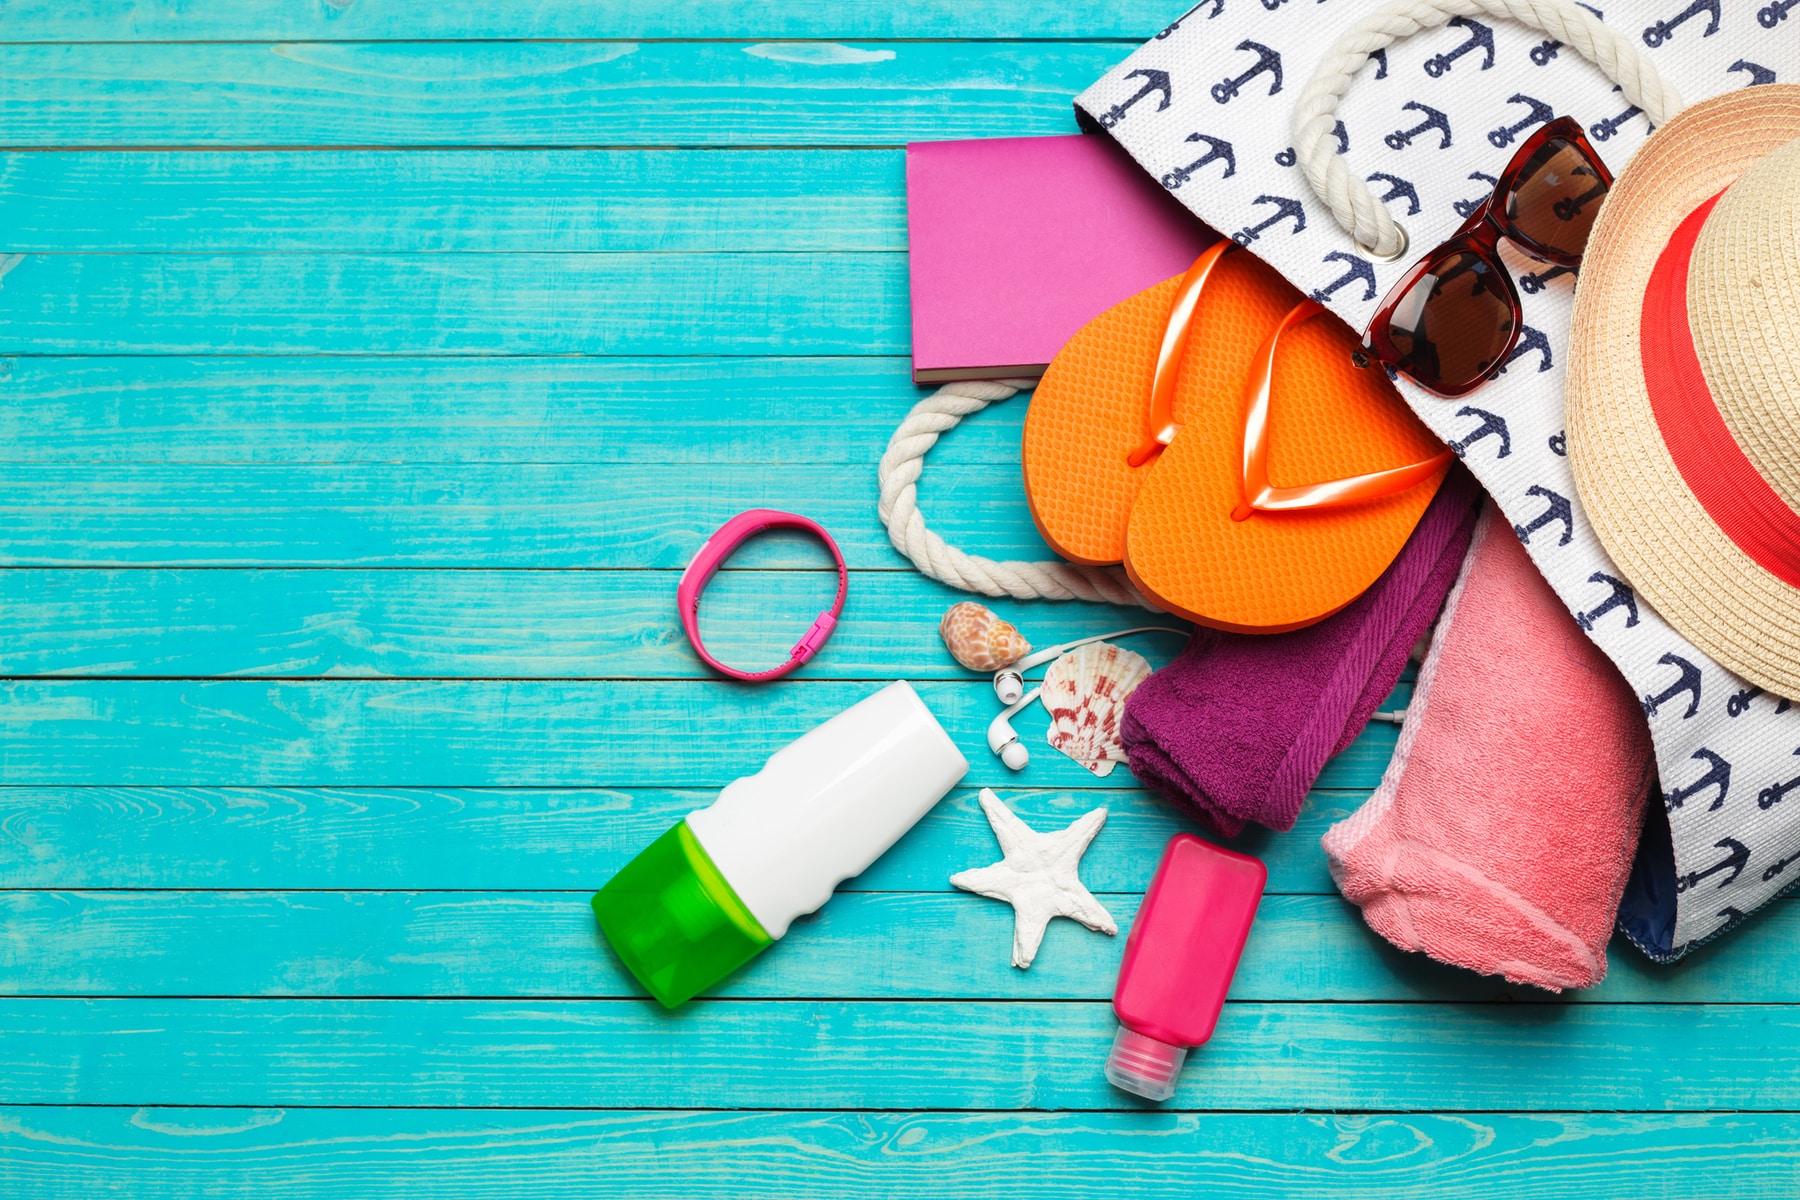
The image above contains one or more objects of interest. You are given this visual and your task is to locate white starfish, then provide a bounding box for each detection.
[950,788,1117,969]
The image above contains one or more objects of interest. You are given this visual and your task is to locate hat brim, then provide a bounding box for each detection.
[1567,84,1800,699]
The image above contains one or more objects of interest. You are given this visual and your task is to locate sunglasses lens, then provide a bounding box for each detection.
[1385,250,1516,393]
[1505,138,1608,259]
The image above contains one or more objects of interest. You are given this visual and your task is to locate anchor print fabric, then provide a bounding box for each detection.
[1076,0,1800,958]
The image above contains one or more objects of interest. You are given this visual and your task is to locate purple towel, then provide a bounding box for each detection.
[1122,465,1483,837]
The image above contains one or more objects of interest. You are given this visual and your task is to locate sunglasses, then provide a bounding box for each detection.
[1364,116,1614,398]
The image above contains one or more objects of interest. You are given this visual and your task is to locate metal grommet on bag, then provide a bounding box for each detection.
[1359,222,1410,264]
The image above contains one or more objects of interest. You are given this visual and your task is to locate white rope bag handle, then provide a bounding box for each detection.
[877,380,1157,609]
[1292,0,1683,259]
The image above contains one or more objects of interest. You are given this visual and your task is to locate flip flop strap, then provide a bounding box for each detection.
[1129,240,1234,468]
[1233,300,1454,521]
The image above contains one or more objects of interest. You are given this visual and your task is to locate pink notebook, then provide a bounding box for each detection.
[906,134,1217,384]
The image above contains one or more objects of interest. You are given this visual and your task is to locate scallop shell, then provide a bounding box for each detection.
[1040,642,1152,777]
[939,602,1032,671]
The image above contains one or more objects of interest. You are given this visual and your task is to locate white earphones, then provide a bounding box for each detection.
[986,626,1190,769]
[991,626,1188,705]
[986,686,1042,770]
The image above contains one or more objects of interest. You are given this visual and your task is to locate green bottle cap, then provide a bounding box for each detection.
[591,820,773,1009]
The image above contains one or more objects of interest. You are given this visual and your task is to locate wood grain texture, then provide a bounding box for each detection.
[0,150,908,253]
[0,786,1369,895]
[0,357,1003,466]
[0,568,1192,679]
[0,462,1066,567]
[0,41,1112,148]
[3,997,1795,1110]
[3,889,1793,1004]
[2,0,1187,42]
[0,252,909,356]
[2,1107,1794,1200]
[1,3,1775,1191]
[0,678,1399,788]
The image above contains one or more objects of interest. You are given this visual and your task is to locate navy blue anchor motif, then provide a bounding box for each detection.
[1098,69,1173,127]
[1643,0,1720,46]
[1673,837,1750,894]
[1454,172,1501,219]
[1520,264,1576,294]
[1513,484,1573,547]
[1488,94,1554,148]
[1232,194,1307,245]
[1763,0,1799,28]
[1591,87,1647,142]
[1212,40,1283,104]
[1423,16,1495,77]
[1498,325,1553,374]
[1758,747,1800,810]
[1714,906,1748,935]
[1162,133,1237,188]
[1642,653,1703,719]
[1275,121,1347,167]
[1729,60,1778,87]
[1576,572,1639,631]
[1729,686,1765,717]
[1177,0,1223,30]
[1764,846,1800,882]
[1448,406,1511,459]
[1366,172,1420,215]
[1370,48,1389,80]
[1310,251,1377,303]
[1386,101,1453,151]
[1664,749,1731,811]
[1548,431,1567,456]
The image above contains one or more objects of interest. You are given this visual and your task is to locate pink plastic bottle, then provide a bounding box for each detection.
[1105,834,1267,1101]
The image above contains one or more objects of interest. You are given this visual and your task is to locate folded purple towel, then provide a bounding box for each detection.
[1121,466,1483,837]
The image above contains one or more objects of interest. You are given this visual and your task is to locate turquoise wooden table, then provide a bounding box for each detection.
[1,3,1796,1196]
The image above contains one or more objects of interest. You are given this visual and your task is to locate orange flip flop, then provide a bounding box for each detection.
[1022,242,1451,632]
[1022,241,1296,566]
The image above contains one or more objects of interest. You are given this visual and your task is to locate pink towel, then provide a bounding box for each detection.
[1323,506,1655,992]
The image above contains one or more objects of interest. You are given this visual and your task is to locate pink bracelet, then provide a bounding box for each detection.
[677,509,848,682]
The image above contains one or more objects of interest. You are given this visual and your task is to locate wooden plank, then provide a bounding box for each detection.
[2,1107,1793,1200]
[0,357,1014,466]
[3,889,1792,1004]
[1,1,1185,42]
[0,569,1193,679]
[0,997,1792,1110]
[0,677,1403,788]
[0,41,1113,148]
[0,462,1035,567]
[0,462,1114,568]
[0,150,907,253]
[0,252,909,356]
[0,786,1376,895]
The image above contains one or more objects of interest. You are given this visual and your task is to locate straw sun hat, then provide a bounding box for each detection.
[1567,85,1800,700]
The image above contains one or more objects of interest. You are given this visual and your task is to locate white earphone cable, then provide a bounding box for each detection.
[877,380,1159,610]
[1291,0,1683,258]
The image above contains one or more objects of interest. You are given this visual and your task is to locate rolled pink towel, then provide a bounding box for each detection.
[1324,505,1655,991]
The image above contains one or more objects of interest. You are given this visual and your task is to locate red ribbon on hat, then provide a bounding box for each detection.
[1641,193,1800,588]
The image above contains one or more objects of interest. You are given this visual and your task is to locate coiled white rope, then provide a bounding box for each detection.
[877,380,1157,609]
[1292,0,1683,259]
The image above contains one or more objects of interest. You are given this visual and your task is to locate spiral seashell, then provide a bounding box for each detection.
[1041,642,1152,777]
[939,602,1032,672]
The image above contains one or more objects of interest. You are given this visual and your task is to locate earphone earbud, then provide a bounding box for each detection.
[987,686,1042,771]
[990,626,1189,703]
